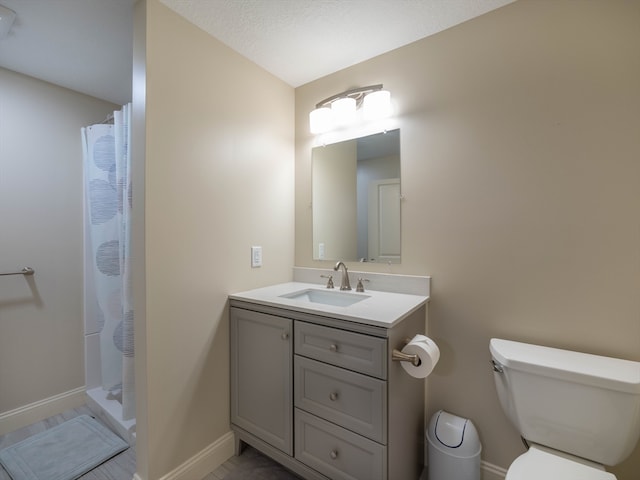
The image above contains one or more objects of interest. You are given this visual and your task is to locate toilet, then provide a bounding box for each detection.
[490,338,640,480]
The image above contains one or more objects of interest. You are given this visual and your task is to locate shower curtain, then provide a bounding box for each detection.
[82,103,135,420]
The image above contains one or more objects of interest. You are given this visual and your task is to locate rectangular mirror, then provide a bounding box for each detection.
[312,129,401,263]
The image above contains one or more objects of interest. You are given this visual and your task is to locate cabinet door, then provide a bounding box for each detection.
[230,307,293,454]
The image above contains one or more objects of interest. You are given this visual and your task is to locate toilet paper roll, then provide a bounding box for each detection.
[400,334,440,378]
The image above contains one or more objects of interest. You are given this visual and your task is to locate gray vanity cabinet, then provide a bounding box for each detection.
[230,308,293,455]
[230,300,426,480]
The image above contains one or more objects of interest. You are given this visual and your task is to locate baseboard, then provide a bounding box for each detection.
[421,459,507,480]
[134,431,503,480]
[481,459,508,480]
[156,431,235,480]
[0,386,85,436]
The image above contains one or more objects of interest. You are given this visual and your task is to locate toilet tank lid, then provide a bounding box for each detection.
[490,338,640,394]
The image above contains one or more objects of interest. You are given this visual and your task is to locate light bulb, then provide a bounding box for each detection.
[309,107,333,134]
[331,97,356,126]
[363,90,391,121]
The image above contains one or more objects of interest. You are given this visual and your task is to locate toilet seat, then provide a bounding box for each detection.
[506,445,616,480]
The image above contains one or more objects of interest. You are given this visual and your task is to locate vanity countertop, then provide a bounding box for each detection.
[229,281,429,329]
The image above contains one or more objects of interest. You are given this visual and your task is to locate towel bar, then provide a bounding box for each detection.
[0,267,35,276]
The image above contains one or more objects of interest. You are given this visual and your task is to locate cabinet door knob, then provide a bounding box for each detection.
[281,332,289,340]
[329,392,338,401]
[329,344,338,352]
[329,449,338,460]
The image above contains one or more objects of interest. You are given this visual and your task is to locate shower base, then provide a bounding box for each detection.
[86,387,136,445]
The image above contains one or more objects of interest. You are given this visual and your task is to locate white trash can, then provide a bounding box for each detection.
[427,410,481,480]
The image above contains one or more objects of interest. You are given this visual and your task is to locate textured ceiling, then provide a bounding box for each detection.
[160,0,516,87]
[0,0,515,105]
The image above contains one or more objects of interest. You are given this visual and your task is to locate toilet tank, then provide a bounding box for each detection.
[490,338,640,465]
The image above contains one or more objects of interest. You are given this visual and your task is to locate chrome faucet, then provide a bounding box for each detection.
[333,261,352,291]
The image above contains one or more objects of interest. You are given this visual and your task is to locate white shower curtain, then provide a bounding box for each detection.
[82,103,135,420]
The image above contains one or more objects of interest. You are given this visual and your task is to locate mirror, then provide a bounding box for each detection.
[312,129,401,263]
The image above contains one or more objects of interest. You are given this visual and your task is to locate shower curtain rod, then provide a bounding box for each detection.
[101,112,114,124]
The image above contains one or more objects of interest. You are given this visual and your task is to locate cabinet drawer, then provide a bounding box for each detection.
[295,356,386,443]
[295,322,387,378]
[295,409,386,480]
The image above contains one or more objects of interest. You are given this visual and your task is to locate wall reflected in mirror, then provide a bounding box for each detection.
[312,129,401,263]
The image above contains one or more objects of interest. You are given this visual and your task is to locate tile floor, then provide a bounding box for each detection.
[0,406,300,480]
[0,406,135,480]
[204,445,302,479]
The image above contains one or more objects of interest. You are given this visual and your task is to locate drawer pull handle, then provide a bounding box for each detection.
[281,332,289,340]
[329,344,338,352]
[329,392,338,401]
[329,449,339,460]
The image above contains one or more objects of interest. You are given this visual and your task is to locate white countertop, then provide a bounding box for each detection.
[229,281,429,329]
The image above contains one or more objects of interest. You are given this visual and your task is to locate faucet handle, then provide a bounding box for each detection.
[356,277,370,292]
[320,274,334,289]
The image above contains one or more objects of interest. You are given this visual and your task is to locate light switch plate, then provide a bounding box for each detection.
[251,246,262,268]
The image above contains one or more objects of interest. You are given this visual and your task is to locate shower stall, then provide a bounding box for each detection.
[82,104,135,444]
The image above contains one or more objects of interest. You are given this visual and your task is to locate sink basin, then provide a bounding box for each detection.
[279,288,370,307]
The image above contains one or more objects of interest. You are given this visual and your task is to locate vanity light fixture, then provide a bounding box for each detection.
[309,84,391,134]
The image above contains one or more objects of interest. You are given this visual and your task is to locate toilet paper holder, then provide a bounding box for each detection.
[392,337,422,367]
[392,349,421,366]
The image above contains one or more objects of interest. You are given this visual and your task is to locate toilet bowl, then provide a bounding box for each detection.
[490,338,640,480]
[505,444,615,480]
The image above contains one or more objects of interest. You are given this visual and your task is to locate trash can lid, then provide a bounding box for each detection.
[428,410,482,457]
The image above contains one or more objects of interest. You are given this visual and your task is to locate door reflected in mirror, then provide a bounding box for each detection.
[312,129,400,263]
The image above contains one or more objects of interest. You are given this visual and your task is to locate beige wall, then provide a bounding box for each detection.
[295,0,640,477]
[136,1,295,478]
[0,69,116,417]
